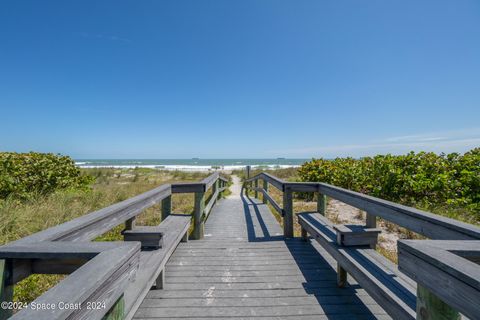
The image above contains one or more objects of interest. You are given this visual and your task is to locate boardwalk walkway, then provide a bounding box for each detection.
[133,177,389,320]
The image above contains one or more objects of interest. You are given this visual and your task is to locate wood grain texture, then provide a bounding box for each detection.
[298,212,416,320]
[9,243,140,320]
[12,185,172,244]
[398,240,480,319]
[123,215,190,320]
[133,194,391,320]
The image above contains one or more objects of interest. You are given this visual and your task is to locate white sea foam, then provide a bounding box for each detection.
[75,163,299,171]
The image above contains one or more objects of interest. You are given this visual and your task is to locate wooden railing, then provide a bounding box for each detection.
[244,171,480,319]
[0,172,228,320]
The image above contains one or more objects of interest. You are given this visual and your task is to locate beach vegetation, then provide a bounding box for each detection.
[0,165,210,306]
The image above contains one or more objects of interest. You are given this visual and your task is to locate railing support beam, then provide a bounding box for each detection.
[161,195,172,221]
[254,179,259,198]
[416,284,460,320]
[317,193,327,216]
[263,180,268,204]
[366,212,377,249]
[283,187,294,238]
[0,260,13,320]
[193,192,205,240]
[337,263,348,288]
[125,217,136,231]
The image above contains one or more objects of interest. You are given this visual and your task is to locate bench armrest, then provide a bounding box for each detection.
[123,227,164,249]
[334,224,381,247]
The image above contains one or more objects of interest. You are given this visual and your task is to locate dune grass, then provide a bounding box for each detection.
[0,168,212,305]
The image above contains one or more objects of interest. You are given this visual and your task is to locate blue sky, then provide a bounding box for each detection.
[1,1,479,158]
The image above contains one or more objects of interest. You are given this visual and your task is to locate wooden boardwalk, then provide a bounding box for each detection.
[134,185,391,319]
[3,173,478,320]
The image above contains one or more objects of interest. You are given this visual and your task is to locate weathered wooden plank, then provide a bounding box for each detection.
[398,240,480,291]
[318,183,480,240]
[192,191,205,240]
[398,240,480,319]
[0,242,135,259]
[334,225,381,247]
[124,215,190,320]
[246,172,480,241]
[134,316,385,320]
[262,179,269,204]
[161,195,171,220]
[246,173,285,191]
[13,185,172,244]
[134,303,385,318]
[317,193,327,216]
[204,189,220,219]
[283,186,294,238]
[10,242,140,320]
[285,182,318,192]
[145,288,374,299]
[201,172,219,191]
[140,296,354,307]
[298,212,416,320]
[171,182,204,193]
[132,182,394,320]
[123,227,164,249]
[260,189,283,216]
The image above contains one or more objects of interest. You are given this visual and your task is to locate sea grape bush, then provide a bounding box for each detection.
[0,152,94,200]
[298,148,480,213]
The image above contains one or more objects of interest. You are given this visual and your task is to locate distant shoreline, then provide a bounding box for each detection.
[75,159,306,172]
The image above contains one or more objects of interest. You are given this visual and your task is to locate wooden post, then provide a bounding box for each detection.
[181,231,189,242]
[245,166,251,197]
[215,180,221,199]
[317,193,327,216]
[301,227,308,241]
[125,217,136,231]
[366,212,377,249]
[335,229,348,288]
[283,187,294,238]
[102,294,125,320]
[161,195,172,221]
[254,179,259,199]
[154,269,165,290]
[262,180,268,204]
[212,179,218,199]
[193,192,205,240]
[337,264,348,288]
[0,260,13,320]
[416,284,460,320]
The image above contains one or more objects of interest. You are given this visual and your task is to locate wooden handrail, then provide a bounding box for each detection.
[245,172,480,240]
[245,170,480,319]
[0,172,228,320]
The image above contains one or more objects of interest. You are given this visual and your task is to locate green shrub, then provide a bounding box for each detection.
[0,152,94,200]
[298,148,480,217]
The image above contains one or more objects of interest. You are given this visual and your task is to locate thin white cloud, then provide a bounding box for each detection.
[269,128,480,158]
[76,32,131,43]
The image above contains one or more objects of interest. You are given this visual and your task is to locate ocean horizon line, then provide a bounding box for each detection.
[75,158,308,171]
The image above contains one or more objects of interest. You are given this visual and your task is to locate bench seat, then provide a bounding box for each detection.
[298,212,417,320]
[123,214,190,320]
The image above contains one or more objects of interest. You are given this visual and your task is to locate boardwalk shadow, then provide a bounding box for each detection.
[240,190,379,319]
[284,239,381,319]
[240,191,283,242]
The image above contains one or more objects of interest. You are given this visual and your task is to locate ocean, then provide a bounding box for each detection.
[75,159,308,171]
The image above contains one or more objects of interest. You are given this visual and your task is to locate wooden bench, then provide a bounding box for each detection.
[298,212,417,320]
[123,214,190,320]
